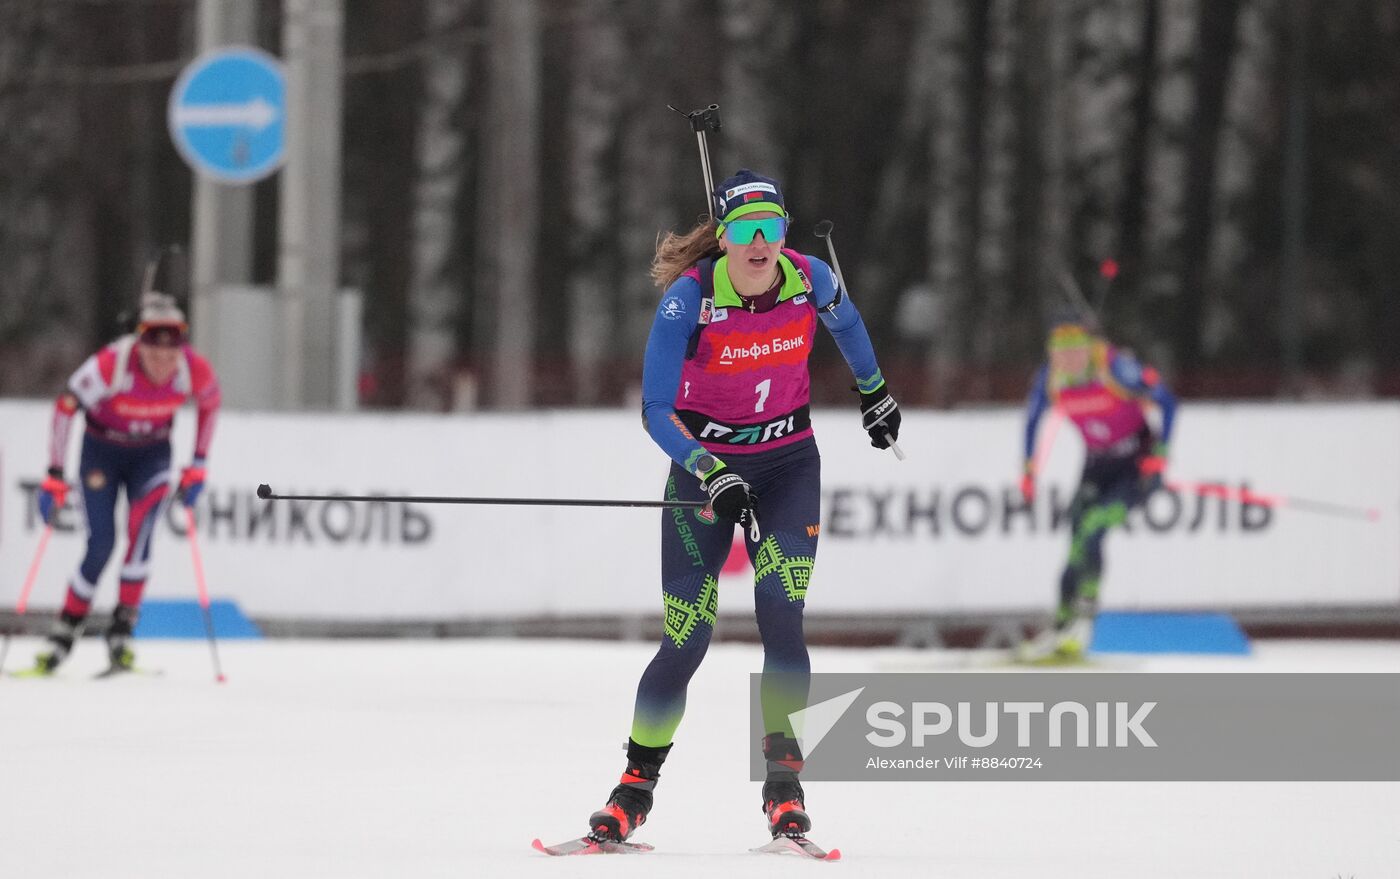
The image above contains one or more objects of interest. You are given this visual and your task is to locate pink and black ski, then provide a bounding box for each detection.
[751,835,842,860]
[530,836,654,856]
[531,833,840,859]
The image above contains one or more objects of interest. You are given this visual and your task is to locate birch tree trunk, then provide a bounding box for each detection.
[479,0,540,408]
[1111,0,1160,331]
[1202,0,1279,363]
[409,0,474,408]
[926,0,972,406]
[1139,0,1197,368]
[618,0,697,372]
[1063,0,1140,314]
[854,2,936,346]
[1027,0,1072,347]
[718,0,795,176]
[565,0,624,405]
[968,0,1019,397]
[1175,0,1243,373]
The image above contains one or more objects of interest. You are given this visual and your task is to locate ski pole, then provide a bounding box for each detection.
[183,507,226,684]
[0,517,56,676]
[668,103,722,218]
[256,484,708,509]
[814,219,905,461]
[1032,408,1064,477]
[1165,480,1381,522]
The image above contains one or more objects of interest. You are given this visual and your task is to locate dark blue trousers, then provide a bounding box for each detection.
[61,434,172,617]
[631,438,820,748]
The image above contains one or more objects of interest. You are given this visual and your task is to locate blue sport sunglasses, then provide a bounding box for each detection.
[721,216,789,245]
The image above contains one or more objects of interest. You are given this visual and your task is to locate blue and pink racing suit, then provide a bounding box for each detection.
[630,248,884,749]
[1023,341,1177,625]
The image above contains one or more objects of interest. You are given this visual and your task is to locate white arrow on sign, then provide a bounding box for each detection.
[172,96,279,132]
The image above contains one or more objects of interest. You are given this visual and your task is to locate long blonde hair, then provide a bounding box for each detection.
[651,218,723,289]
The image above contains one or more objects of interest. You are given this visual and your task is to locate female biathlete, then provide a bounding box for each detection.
[1017,314,1176,662]
[29,293,220,675]
[582,169,900,844]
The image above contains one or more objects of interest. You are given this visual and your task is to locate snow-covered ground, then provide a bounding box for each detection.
[1,637,1396,878]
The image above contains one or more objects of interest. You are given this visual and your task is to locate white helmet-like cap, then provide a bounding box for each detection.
[138,292,186,327]
[136,292,188,346]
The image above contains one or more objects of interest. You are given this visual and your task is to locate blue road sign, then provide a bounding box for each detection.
[168,47,286,184]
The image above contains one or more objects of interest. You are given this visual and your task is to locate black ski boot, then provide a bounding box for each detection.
[32,611,85,675]
[761,733,811,838]
[586,739,672,842]
[105,604,138,672]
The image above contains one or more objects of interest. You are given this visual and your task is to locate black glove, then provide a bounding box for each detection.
[857,384,901,449]
[701,464,758,529]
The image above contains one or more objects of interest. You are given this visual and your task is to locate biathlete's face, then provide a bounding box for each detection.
[136,324,185,384]
[1047,323,1094,381]
[719,210,786,290]
[1049,342,1092,381]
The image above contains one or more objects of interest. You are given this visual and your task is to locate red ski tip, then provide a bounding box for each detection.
[826,848,842,861]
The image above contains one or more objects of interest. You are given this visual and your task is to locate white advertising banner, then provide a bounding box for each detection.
[1,400,1396,621]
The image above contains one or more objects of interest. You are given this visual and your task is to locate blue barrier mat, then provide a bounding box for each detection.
[133,599,262,639]
[1092,611,1250,655]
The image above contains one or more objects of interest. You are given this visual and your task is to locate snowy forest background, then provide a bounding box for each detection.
[0,0,1397,409]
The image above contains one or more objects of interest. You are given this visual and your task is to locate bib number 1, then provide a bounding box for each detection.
[754,379,771,413]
